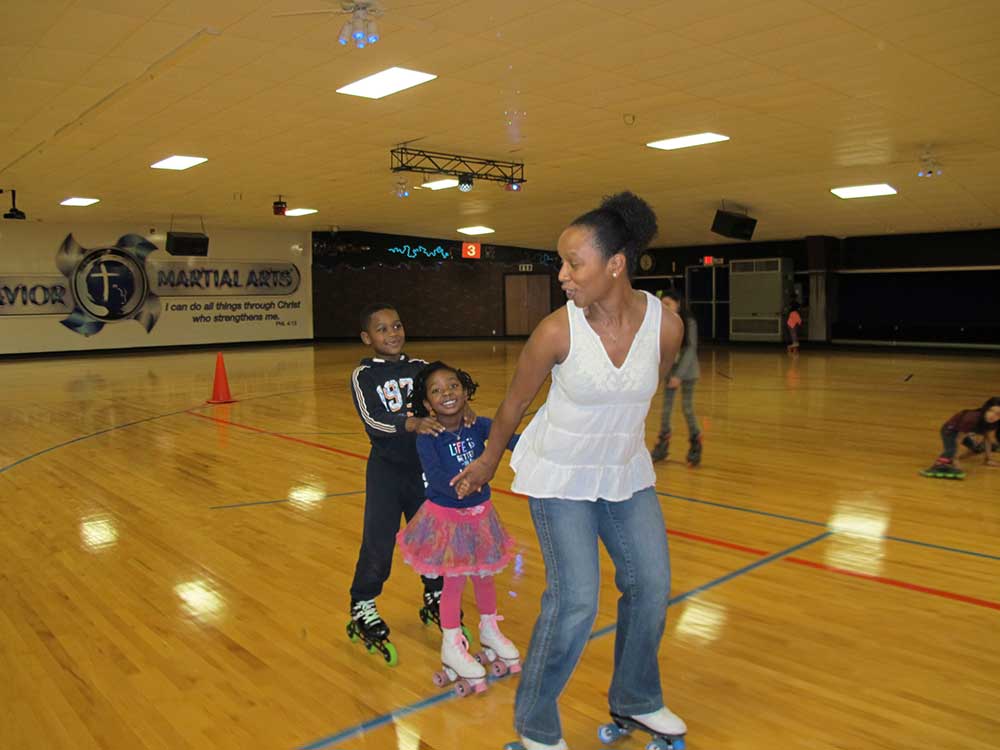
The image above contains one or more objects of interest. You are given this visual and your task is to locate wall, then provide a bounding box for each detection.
[313,231,559,338]
[837,228,1000,269]
[637,228,1000,346]
[0,222,312,355]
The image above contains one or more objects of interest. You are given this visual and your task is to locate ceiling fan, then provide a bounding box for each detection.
[274,1,385,47]
[273,0,384,19]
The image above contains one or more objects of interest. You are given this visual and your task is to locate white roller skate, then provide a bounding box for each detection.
[503,738,568,750]
[599,706,687,750]
[433,627,487,696]
[476,613,521,676]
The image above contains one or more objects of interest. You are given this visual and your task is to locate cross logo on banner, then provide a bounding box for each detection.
[462,242,481,259]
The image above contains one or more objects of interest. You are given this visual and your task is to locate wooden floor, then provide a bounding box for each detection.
[1,341,998,750]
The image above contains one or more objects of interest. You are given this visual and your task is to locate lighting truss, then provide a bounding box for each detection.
[390,146,525,186]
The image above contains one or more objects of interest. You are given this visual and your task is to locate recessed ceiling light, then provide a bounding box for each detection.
[284,208,318,216]
[336,67,437,99]
[830,184,897,199]
[646,132,730,151]
[457,226,494,235]
[60,197,100,206]
[150,155,208,170]
[421,178,459,190]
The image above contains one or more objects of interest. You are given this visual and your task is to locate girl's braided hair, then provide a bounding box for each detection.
[411,361,478,417]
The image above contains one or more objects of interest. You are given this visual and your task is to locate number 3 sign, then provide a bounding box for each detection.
[462,242,481,259]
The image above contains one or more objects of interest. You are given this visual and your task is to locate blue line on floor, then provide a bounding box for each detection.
[0,407,193,475]
[1,384,348,476]
[657,490,827,528]
[210,490,364,510]
[882,535,1000,561]
[295,531,831,750]
[590,531,832,639]
[297,692,455,750]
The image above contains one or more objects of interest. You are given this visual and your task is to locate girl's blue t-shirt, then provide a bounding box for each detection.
[415,417,518,508]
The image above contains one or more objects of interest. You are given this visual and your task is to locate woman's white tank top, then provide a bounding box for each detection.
[510,290,661,501]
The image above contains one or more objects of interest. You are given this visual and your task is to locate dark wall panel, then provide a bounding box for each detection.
[312,231,560,338]
[832,271,1000,343]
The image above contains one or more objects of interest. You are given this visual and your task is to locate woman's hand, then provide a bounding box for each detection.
[451,456,498,498]
[463,404,477,427]
[667,376,681,389]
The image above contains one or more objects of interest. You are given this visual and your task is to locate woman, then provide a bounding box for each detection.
[452,192,686,750]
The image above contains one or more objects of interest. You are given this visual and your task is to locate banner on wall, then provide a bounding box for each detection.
[0,225,312,354]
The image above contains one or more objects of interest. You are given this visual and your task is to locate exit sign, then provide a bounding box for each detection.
[702,256,725,266]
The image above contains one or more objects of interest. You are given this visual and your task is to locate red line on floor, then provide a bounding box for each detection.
[189,411,370,461]
[190,412,773,557]
[784,557,1000,611]
[191,411,997,610]
[667,529,769,556]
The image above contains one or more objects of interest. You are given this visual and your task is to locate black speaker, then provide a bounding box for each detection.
[165,231,209,256]
[711,210,756,241]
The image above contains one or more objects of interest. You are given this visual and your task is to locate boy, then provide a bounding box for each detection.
[347,303,451,656]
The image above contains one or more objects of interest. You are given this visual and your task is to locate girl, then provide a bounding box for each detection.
[921,397,1000,479]
[787,301,803,355]
[651,289,702,467]
[397,361,520,695]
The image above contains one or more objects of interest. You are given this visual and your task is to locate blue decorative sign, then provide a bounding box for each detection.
[387,244,450,260]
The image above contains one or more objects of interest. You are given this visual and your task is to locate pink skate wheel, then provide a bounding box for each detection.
[455,679,471,697]
[432,670,449,688]
[490,660,509,677]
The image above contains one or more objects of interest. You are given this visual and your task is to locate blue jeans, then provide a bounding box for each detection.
[514,486,671,744]
[659,379,700,438]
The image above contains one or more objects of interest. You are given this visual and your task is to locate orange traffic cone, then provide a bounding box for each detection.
[206,352,236,404]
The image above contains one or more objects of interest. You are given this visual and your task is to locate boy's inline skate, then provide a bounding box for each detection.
[347,598,397,666]
[419,588,472,641]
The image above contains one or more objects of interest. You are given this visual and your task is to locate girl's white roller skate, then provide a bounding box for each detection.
[476,613,521,676]
[433,627,487,696]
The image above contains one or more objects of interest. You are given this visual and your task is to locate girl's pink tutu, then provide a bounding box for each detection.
[397,499,515,578]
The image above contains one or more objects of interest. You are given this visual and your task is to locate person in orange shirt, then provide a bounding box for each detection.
[786,302,802,355]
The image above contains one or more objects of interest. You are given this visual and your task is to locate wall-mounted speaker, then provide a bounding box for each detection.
[711,210,756,241]
[166,231,210,256]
